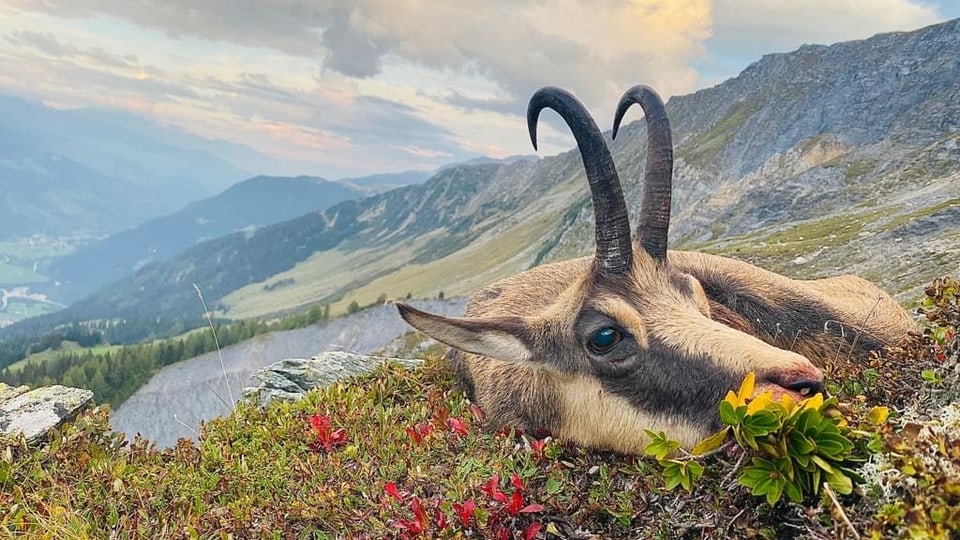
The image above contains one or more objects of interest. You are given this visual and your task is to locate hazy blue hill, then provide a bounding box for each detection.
[66,163,510,320]
[0,126,158,238]
[0,94,267,227]
[46,176,364,303]
[0,161,518,343]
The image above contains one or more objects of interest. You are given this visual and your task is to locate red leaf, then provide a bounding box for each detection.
[308,413,330,433]
[405,426,422,445]
[525,522,542,540]
[530,438,546,459]
[482,475,508,503]
[407,422,434,445]
[520,503,545,514]
[307,413,348,452]
[434,508,448,530]
[385,481,403,502]
[394,518,423,535]
[494,527,510,540]
[411,498,429,531]
[453,499,475,525]
[510,472,525,492]
[447,417,469,437]
[506,490,525,516]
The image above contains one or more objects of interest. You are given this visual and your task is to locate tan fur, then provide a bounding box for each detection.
[399,84,915,454]
[463,252,914,367]
[465,251,917,363]
[429,251,828,450]
[556,374,709,453]
[665,251,916,364]
[404,239,913,451]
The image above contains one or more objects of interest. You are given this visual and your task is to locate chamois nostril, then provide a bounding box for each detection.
[782,378,826,397]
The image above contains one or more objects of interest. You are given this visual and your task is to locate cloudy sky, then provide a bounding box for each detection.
[1,1,957,178]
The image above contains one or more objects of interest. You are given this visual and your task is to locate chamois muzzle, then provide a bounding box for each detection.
[765,372,827,398]
[528,87,633,276]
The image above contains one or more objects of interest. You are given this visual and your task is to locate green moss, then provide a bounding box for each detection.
[678,97,763,166]
[844,158,878,180]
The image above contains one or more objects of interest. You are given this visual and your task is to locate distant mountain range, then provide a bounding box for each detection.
[44,176,365,303]
[3,18,959,343]
[0,95,273,237]
[437,154,540,171]
[336,170,434,193]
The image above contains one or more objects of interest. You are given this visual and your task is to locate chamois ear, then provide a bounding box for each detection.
[395,303,534,363]
[670,272,711,317]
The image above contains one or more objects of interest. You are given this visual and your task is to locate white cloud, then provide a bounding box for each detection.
[710,0,941,56]
[0,0,951,177]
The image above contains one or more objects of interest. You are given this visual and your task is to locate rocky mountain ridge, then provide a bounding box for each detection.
[3,18,958,341]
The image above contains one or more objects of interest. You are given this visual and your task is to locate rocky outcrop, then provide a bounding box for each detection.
[0,382,94,444]
[242,352,422,407]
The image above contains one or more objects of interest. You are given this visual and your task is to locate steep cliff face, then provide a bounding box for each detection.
[654,18,960,238]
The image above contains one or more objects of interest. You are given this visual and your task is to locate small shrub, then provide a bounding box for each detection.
[918,276,959,359]
[647,372,885,507]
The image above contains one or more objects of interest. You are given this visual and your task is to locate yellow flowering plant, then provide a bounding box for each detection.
[646,372,887,506]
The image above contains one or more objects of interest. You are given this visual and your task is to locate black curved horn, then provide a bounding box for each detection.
[612,85,673,262]
[528,86,632,276]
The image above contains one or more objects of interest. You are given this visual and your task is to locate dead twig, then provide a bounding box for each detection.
[722,450,746,490]
[823,481,860,540]
[194,283,235,409]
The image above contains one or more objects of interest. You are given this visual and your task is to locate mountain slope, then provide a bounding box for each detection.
[50,161,540,327]
[0,139,153,238]
[5,18,960,340]
[45,176,365,303]
[0,94,265,236]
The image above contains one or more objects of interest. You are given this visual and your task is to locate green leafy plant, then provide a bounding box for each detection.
[919,276,959,360]
[642,431,703,491]
[648,372,886,506]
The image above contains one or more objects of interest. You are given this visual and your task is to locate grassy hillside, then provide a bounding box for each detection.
[220,176,580,319]
[2,277,957,538]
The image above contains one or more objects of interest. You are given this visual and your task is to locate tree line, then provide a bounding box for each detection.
[0,303,332,408]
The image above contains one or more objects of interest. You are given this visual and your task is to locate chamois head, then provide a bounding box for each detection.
[396,86,824,453]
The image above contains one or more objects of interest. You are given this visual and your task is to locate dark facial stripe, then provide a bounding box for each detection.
[599,337,741,430]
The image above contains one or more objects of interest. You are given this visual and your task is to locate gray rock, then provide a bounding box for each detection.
[0,382,29,403]
[242,352,422,407]
[0,384,94,444]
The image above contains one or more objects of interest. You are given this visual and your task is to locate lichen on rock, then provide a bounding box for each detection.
[242,351,422,407]
[0,383,94,445]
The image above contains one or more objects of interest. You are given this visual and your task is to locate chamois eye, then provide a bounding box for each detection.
[588,327,622,353]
